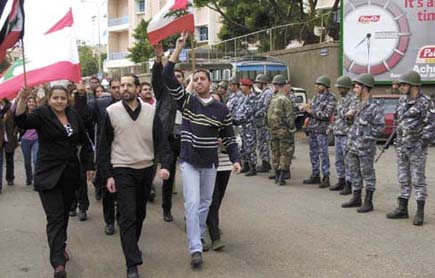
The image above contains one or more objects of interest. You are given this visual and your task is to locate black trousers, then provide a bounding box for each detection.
[94,171,117,225]
[161,135,180,213]
[70,168,89,212]
[0,144,15,187]
[114,166,154,267]
[39,164,78,268]
[207,170,231,241]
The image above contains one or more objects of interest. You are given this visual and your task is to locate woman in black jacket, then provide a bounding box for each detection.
[14,85,94,278]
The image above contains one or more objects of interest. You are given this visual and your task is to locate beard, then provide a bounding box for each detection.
[122,92,135,101]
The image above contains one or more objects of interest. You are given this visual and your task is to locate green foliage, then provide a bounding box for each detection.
[127,19,154,64]
[79,45,98,77]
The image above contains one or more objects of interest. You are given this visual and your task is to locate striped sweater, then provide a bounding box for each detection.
[163,61,240,168]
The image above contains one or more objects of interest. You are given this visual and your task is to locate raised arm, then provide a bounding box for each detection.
[152,44,165,101]
[14,88,42,130]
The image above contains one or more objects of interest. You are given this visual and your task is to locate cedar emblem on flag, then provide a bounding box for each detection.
[147,0,194,46]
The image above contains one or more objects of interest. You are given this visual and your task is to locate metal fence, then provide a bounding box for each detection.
[194,11,337,61]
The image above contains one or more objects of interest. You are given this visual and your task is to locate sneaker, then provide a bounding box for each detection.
[127,266,140,278]
[78,210,87,221]
[212,239,225,251]
[105,224,115,235]
[190,252,203,268]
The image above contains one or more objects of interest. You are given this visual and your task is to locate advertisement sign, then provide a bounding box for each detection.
[342,0,435,82]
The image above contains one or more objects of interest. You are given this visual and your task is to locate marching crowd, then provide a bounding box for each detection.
[1,33,434,278]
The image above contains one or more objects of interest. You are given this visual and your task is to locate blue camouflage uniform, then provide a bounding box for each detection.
[307,91,336,177]
[234,92,258,168]
[255,87,273,163]
[226,90,244,119]
[346,97,384,192]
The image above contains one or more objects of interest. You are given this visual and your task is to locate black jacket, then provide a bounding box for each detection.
[14,105,94,191]
[152,62,178,136]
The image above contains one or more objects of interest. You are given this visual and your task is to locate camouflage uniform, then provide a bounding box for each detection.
[255,87,273,162]
[395,93,435,201]
[333,91,357,182]
[307,91,336,177]
[267,93,295,171]
[226,90,244,119]
[234,92,257,168]
[345,97,384,192]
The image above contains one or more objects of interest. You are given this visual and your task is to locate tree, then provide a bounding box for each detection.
[79,45,98,77]
[127,19,154,64]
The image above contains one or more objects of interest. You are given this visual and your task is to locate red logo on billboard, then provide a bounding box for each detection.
[416,45,435,64]
[358,15,380,23]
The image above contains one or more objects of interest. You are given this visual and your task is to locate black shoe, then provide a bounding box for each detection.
[105,224,115,235]
[53,265,66,278]
[342,189,362,208]
[386,198,409,219]
[7,180,14,186]
[127,266,140,278]
[190,252,203,268]
[303,176,321,184]
[339,181,352,195]
[277,170,286,186]
[26,181,32,186]
[69,210,77,217]
[148,185,156,202]
[318,176,330,188]
[413,200,425,226]
[357,190,374,213]
[240,162,249,173]
[163,210,173,222]
[330,178,345,191]
[257,161,271,173]
[269,170,278,181]
[245,167,257,176]
[78,210,87,221]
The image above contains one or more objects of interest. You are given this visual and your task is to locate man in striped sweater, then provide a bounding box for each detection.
[163,32,241,268]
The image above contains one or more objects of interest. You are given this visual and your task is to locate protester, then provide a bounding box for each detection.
[14,86,94,278]
[94,84,106,99]
[139,82,156,106]
[0,97,18,190]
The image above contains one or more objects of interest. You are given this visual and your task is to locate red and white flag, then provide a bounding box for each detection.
[0,0,25,63]
[147,0,194,45]
[0,1,80,100]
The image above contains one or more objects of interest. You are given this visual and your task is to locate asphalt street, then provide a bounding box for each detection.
[1,133,435,278]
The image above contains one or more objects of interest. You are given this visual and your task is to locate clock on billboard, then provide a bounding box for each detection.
[343,0,411,75]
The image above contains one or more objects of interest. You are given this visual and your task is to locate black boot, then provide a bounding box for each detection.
[303,175,321,184]
[340,181,352,195]
[330,178,345,191]
[257,161,271,173]
[283,169,291,180]
[245,167,257,176]
[357,190,374,213]
[342,189,362,208]
[278,170,286,186]
[269,170,278,180]
[386,198,409,219]
[240,162,249,173]
[318,176,330,188]
[413,200,425,226]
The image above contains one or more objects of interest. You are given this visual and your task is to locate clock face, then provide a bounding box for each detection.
[343,0,411,75]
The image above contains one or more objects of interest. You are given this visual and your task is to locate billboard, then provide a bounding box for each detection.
[342,0,435,82]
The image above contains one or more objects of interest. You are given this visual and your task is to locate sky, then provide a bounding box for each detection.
[71,0,108,45]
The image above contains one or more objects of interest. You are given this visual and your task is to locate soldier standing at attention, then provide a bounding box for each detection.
[341,74,384,213]
[254,74,273,173]
[267,75,295,185]
[234,79,258,176]
[302,76,336,188]
[226,77,243,118]
[329,76,356,194]
[386,71,435,226]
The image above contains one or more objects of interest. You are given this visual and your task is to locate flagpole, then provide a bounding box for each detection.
[20,39,28,87]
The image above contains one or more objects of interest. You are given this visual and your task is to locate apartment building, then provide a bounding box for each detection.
[105,0,222,75]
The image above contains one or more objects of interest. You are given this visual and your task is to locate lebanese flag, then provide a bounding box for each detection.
[0,6,80,100]
[147,0,194,45]
[0,0,25,63]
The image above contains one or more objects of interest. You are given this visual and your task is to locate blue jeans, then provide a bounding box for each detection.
[180,161,217,254]
[21,139,39,184]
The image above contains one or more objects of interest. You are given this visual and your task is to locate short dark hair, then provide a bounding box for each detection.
[174,70,185,79]
[109,78,120,87]
[140,82,152,90]
[193,69,211,81]
[89,76,100,83]
[122,74,140,87]
[93,85,105,94]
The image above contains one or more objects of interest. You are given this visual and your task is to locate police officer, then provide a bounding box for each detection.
[267,75,295,185]
[254,74,273,173]
[342,74,384,213]
[226,77,244,118]
[386,71,435,225]
[217,81,229,103]
[234,78,258,176]
[330,76,356,194]
[302,76,336,188]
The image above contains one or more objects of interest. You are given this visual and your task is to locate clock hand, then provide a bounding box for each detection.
[355,35,367,49]
[367,33,371,73]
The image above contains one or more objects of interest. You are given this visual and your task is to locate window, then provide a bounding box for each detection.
[198,26,208,41]
[137,0,145,13]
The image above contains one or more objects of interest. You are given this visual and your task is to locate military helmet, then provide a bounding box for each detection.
[272,74,288,85]
[399,70,421,86]
[228,76,239,84]
[217,81,228,90]
[334,76,352,89]
[315,75,331,88]
[352,73,375,88]
[255,74,269,84]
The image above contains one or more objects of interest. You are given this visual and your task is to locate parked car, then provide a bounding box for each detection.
[291,87,308,129]
[372,94,400,140]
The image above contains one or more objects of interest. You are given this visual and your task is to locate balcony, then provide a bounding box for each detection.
[108,16,129,32]
[108,51,129,61]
